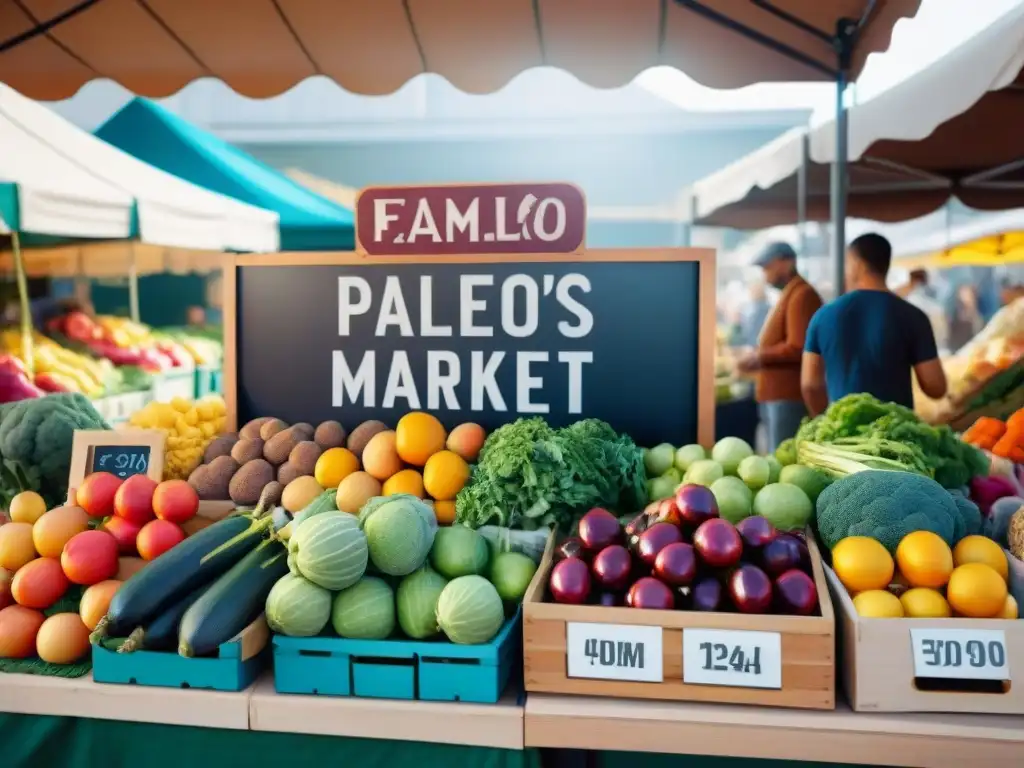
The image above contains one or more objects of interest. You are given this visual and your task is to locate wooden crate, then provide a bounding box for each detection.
[523,531,835,710]
[825,566,1024,714]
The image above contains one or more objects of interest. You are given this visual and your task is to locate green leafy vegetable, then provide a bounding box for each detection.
[796,394,986,489]
[454,417,646,532]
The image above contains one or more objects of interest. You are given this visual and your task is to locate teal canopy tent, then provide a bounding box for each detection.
[96,99,355,251]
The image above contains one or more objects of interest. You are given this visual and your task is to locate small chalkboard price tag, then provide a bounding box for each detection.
[683,628,782,689]
[67,429,165,491]
[910,628,1010,681]
[92,445,150,479]
[566,622,663,683]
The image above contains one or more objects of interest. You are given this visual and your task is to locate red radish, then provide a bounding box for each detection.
[549,558,591,604]
[692,518,743,569]
[101,516,142,555]
[728,565,773,614]
[60,530,119,586]
[654,542,697,587]
[75,472,122,519]
[626,577,674,610]
[577,508,622,553]
[591,545,632,591]
[113,475,157,526]
[152,480,199,524]
[636,522,682,567]
[775,569,818,615]
[675,484,719,527]
[136,520,185,561]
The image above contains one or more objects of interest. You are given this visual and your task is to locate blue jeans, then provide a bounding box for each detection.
[759,400,807,453]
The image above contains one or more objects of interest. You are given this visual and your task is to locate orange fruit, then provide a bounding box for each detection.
[79,579,121,631]
[852,590,904,618]
[946,563,1007,618]
[0,522,37,572]
[433,500,457,525]
[0,605,45,658]
[9,491,46,525]
[446,423,486,462]
[361,430,404,481]
[382,469,425,498]
[953,535,1008,581]
[32,505,90,559]
[36,613,91,664]
[395,412,447,466]
[899,588,951,618]
[999,594,1018,619]
[314,447,360,489]
[832,537,893,593]
[423,450,470,501]
[11,558,69,610]
[895,531,953,589]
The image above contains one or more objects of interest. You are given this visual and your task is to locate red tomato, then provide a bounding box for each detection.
[75,472,123,518]
[60,529,119,586]
[113,475,157,526]
[136,520,185,561]
[100,515,142,555]
[152,480,199,524]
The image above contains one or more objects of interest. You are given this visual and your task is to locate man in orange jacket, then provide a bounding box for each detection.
[738,242,823,451]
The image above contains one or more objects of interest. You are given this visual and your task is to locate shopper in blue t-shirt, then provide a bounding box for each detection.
[801,233,947,416]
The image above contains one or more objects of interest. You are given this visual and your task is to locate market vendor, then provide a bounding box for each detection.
[801,233,948,416]
[736,242,822,452]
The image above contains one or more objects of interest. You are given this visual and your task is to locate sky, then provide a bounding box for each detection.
[637,0,1021,122]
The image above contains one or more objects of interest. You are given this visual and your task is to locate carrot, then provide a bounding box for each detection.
[992,422,1023,460]
[963,417,1006,450]
[1006,408,1024,435]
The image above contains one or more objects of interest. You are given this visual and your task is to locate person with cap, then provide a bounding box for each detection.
[737,242,823,452]
[801,233,947,417]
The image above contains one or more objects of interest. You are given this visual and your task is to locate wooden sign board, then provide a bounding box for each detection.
[222,248,715,449]
[68,429,165,492]
[355,183,586,256]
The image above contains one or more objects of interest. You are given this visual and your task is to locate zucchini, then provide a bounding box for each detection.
[178,539,289,657]
[119,587,206,653]
[92,514,262,642]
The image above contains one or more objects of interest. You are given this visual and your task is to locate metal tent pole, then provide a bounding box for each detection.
[830,20,856,297]
[797,132,808,268]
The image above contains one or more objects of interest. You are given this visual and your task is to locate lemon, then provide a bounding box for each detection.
[314,447,360,489]
[999,594,1018,619]
[852,590,904,618]
[9,491,47,525]
[896,531,954,589]
[423,450,470,501]
[900,588,951,618]
[382,469,425,498]
[947,563,1007,618]
[953,535,1008,581]
[832,536,894,593]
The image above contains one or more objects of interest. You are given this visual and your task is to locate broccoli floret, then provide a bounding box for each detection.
[952,494,982,541]
[816,470,958,554]
[0,393,108,507]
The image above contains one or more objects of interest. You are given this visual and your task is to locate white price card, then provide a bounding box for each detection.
[910,628,1010,681]
[683,629,782,689]
[566,622,664,683]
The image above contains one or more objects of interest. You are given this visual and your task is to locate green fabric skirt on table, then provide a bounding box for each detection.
[0,714,542,768]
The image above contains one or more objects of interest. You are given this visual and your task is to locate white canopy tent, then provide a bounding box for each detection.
[0,83,279,253]
[681,2,1024,288]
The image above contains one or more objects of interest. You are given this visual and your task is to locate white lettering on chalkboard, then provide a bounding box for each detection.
[461,275,494,337]
[420,276,452,337]
[333,273,594,413]
[427,351,461,409]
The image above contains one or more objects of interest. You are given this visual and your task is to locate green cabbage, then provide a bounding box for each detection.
[359,494,437,576]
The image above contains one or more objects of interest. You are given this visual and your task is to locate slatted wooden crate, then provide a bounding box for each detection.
[523,531,835,710]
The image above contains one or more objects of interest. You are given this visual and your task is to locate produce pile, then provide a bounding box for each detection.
[643,435,827,532]
[129,395,229,480]
[0,472,201,669]
[788,394,988,490]
[188,414,483,522]
[268,492,539,645]
[454,417,646,532]
[962,409,1024,464]
[1,330,109,399]
[46,313,194,373]
[547,500,819,616]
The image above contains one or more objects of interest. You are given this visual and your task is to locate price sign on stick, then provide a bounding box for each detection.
[911,629,1010,681]
[683,629,782,689]
[566,622,664,683]
[67,430,165,491]
[92,445,150,479]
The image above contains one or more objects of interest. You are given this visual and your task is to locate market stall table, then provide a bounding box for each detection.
[524,693,1024,767]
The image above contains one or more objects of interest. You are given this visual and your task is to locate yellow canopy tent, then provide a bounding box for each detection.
[899,232,1024,269]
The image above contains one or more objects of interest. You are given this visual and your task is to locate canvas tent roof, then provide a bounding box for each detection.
[0,83,279,251]
[1,1,918,98]
[682,3,1024,229]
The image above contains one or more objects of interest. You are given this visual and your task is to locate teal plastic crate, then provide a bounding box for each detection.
[272,609,521,703]
[92,619,269,692]
[194,366,216,398]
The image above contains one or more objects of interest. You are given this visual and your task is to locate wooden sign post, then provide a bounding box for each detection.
[67,429,165,496]
[222,183,715,448]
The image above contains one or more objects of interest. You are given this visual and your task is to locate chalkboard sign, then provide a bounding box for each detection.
[68,430,165,494]
[92,445,151,479]
[227,250,715,449]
